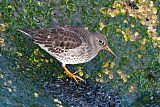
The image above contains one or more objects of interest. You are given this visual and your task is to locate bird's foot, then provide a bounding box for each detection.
[62,66,84,83]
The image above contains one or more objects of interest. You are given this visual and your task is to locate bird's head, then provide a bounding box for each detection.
[93,32,118,59]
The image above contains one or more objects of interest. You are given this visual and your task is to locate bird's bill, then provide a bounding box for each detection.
[104,46,118,59]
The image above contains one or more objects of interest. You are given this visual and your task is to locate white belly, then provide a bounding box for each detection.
[38,43,97,65]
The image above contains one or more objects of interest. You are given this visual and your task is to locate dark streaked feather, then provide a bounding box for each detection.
[60,26,90,44]
[18,27,86,53]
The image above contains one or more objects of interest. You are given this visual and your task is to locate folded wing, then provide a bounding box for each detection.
[18,27,83,53]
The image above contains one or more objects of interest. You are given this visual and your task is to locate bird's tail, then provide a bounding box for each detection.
[17,29,34,38]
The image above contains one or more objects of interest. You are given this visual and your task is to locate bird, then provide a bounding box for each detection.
[18,26,117,83]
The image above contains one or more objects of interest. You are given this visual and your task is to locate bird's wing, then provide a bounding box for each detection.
[18,27,83,53]
[61,26,90,43]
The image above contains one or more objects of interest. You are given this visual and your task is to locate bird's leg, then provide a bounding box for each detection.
[62,65,84,83]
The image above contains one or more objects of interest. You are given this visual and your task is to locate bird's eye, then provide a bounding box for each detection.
[98,40,104,45]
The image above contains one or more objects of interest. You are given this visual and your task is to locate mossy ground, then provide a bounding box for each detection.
[0,0,160,106]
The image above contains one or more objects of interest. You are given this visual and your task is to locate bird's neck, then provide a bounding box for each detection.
[89,35,100,55]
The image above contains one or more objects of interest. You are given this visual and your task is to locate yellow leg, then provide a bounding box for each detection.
[62,66,84,83]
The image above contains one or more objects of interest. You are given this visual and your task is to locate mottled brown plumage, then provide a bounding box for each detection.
[18,26,117,82]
